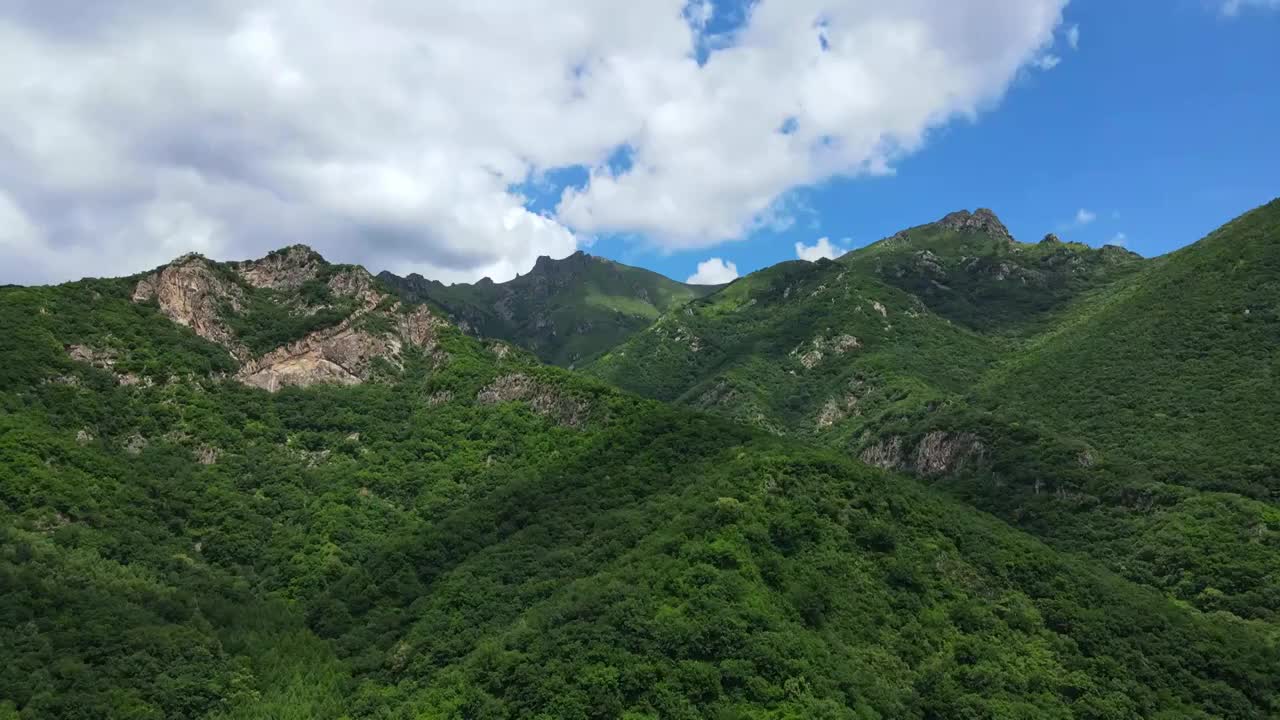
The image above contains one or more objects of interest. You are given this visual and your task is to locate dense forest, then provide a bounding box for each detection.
[2,203,1277,719]
[585,200,1280,626]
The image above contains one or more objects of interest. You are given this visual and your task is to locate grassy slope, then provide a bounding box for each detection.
[2,275,1275,718]
[380,252,720,367]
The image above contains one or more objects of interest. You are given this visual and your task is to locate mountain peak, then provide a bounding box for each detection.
[936,207,1013,242]
[233,245,330,291]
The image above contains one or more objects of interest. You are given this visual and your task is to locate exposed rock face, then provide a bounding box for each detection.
[913,431,985,476]
[193,446,220,465]
[233,245,322,290]
[792,333,861,370]
[327,267,382,307]
[124,433,148,455]
[859,431,985,476]
[860,436,905,470]
[132,254,249,360]
[238,305,447,392]
[1041,233,1062,244]
[816,399,846,429]
[67,344,116,368]
[1100,244,1141,261]
[477,373,590,427]
[65,344,153,386]
[937,208,1014,243]
[133,249,452,392]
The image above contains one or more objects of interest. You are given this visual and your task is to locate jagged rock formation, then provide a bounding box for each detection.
[233,245,325,290]
[132,253,249,360]
[237,305,446,392]
[936,208,1014,243]
[130,247,449,391]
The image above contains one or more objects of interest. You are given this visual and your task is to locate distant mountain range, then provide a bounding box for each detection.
[1,200,1275,719]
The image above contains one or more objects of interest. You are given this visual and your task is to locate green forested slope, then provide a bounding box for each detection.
[3,264,1276,719]
[582,202,1280,623]
[379,251,720,367]
[985,198,1280,498]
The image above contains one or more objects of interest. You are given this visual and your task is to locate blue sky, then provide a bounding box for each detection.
[581,1,1280,282]
[1,1,1276,286]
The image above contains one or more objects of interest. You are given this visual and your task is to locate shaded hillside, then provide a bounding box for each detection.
[3,250,1274,718]
[583,203,1280,622]
[379,251,720,366]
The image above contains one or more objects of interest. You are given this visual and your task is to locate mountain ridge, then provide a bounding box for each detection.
[378,250,722,366]
[582,198,1280,621]
[2,203,1277,718]
[3,239,1276,717]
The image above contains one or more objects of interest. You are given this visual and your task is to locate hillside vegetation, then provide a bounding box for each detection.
[2,245,1276,718]
[379,251,720,367]
[584,201,1280,623]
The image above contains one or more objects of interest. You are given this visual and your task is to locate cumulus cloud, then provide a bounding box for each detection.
[795,236,844,261]
[686,257,739,284]
[1066,24,1080,50]
[1075,208,1097,225]
[1108,232,1128,247]
[0,0,1068,285]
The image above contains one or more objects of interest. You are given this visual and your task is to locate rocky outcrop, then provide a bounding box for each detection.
[937,208,1014,243]
[859,431,985,476]
[238,305,447,392]
[860,436,905,470]
[912,431,985,476]
[816,399,846,429]
[193,445,220,465]
[233,245,323,290]
[791,333,861,370]
[1041,233,1062,244]
[65,344,153,387]
[132,254,249,360]
[327,267,383,307]
[477,373,590,427]
[134,249,452,392]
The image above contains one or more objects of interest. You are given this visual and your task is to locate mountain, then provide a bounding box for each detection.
[583,202,1280,623]
[378,251,721,367]
[3,245,1274,718]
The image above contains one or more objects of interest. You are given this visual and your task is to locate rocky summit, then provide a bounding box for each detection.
[130,247,448,390]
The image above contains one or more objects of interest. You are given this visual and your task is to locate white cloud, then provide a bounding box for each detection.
[686,257,739,284]
[0,0,1068,285]
[1032,54,1061,70]
[795,236,843,261]
[1066,24,1079,50]
[1108,232,1128,247]
[1075,208,1097,225]
[1221,0,1280,15]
